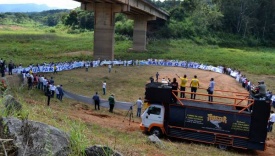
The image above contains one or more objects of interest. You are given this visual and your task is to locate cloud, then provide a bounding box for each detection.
[0,0,80,9]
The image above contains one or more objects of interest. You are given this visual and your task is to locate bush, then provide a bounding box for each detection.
[67,28,80,34]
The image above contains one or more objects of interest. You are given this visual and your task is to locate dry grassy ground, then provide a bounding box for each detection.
[5,66,275,156]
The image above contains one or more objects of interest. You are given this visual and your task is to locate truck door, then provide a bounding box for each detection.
[142,105,164,128]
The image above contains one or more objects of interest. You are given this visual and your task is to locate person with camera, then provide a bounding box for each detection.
[136,97,143,117]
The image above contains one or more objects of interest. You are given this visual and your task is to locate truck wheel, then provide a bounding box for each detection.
[150,127,163,137]
[218,144,228,150]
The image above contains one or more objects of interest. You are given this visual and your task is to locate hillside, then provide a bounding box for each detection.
[0,3,58,12]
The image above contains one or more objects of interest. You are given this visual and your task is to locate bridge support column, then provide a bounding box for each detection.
[131,16,156,52]
[94,3,116,60]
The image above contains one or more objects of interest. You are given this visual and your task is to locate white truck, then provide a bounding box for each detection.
[140,82,271,150]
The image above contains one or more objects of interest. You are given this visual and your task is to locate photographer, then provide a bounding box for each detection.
[136,97,143,117]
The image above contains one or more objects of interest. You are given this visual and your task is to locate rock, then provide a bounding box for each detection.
[3,117,70,156]
[84,145,123,156]
[2,95,22,113]
[148,134,164,148]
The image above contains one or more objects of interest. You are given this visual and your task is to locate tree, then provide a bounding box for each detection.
[65,10,78,27]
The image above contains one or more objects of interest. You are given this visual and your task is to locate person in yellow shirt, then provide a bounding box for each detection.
[190,75,199,99]
[177,74,188,98]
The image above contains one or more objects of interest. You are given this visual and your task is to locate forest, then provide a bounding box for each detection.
[0,0,274,47]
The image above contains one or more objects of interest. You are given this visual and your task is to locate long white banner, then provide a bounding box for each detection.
[10,60,230,76]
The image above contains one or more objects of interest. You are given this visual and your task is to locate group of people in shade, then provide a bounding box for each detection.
[154,72,215,103]
[0,59,16,77]
[22,71,64,106]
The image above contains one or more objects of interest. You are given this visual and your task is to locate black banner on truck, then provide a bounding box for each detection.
[184,108,251,137]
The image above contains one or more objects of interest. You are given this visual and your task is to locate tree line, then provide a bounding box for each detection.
[0,0,274,46]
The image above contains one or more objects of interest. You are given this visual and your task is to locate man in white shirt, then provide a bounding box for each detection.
[39,75,44,90]
[136,98,143,117]
[108,64,112,73]
[102,81,106,95]
[268,111,275,132]
[50,84,56,98]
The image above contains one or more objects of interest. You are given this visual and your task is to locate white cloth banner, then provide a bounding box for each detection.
[11,60,230,75]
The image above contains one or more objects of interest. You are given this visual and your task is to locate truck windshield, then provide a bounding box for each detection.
[148,107,161,115]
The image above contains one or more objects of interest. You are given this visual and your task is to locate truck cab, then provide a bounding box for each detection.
[140,104,165,136]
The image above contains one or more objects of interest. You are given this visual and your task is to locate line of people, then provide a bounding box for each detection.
[154,73,215,103]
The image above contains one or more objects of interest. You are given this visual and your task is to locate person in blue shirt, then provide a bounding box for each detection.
[208,78,215,102]
[92,92,100,110]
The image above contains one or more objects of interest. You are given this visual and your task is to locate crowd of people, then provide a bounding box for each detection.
[22,72,64,106]
[1,57,274,118]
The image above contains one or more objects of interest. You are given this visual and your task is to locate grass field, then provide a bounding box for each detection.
[1,26,275,75]
[1,25,275,155]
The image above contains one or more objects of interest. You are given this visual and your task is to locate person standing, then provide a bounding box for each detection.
[108,64,112,73]
[108,94,115,113]
[50,84,56,98]
[85,61,89,72]
[177,74,188,98]
[8,60,14,75]
[55,85,60,100]
[190,75,200,99]
[92,92,100,110]
[136,97,143,117]
[102,81,106,95]
[170,78,179,103]
[268,111,275,132]
[46,85,52,106]
[57,85,64,101]
[208,78,215,102]
[53,64,58,74]
[156,72,159,82]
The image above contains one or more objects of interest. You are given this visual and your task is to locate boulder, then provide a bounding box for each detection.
[84,145,123,156]
[3,118,70,156]
[148,134,164,148]
[2,95,22,113]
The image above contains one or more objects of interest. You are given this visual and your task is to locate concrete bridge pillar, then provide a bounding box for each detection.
[93,3,115,60]
[131,16,156,52]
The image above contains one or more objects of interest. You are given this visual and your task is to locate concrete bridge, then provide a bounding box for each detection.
[74,0,169,60]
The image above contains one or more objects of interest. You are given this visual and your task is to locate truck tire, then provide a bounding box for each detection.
[150,127,163,137]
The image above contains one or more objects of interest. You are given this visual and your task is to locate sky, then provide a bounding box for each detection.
[0,0,81,9]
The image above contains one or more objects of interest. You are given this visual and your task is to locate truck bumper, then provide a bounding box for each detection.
[140,123,147,131]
